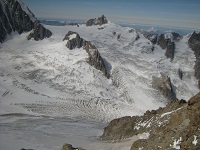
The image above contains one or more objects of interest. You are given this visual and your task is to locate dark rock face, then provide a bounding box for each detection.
[188,31,200,88]
[171,32,182,41]
[85,41,109,78]
[63,32,109,78]
[157,34,168,49]
[165,39,175,61]
[143,32,157,44]
[0,0,51,42]
[0,0,34,42]
[86,15,108,26]
[178,68,183,80]
[157,34,175,61]
[152,75,176,101]
[68,22,79,27]
[63,31,86,50]
[27,21,52,41]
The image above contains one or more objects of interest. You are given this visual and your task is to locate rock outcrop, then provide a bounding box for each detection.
[85,41,109,78]
[143,32,158,44]
[152,74,176,101]
[0,0,52,42]
[188,31,200,88]
[86,15,108,26]
[157,34,175,61]
[102,92,200,150]
[27,20,52,41]
[61,143,85,150]
[63,31,86,50]
[63,31,109,78]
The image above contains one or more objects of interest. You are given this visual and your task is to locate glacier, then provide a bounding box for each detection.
[0,21,199,149]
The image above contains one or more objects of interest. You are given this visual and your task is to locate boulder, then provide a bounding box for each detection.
[86,15,108,26]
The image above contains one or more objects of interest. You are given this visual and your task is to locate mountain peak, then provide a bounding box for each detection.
[86,15,108,26]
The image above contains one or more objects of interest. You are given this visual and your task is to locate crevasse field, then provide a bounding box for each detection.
[0,22,199,150]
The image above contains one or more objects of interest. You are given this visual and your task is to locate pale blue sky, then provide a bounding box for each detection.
[23,0,200,29]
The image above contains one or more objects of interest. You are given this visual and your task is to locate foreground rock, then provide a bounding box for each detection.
[63,31,109,78]
[0,0,52,42]
[86,15,108,26]
[102,92,200,150]
[188,31,200,89]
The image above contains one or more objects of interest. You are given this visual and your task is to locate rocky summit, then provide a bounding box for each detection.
[102,92,200,150]
[0,0,52,42]
[63,31,110,78]
[86,15,108,26]
[27,20,52,41]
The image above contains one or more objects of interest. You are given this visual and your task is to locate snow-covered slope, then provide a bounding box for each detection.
[0,22,199,119]
[0,21,199,149]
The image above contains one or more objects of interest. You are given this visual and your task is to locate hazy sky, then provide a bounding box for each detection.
[23,0,200,29]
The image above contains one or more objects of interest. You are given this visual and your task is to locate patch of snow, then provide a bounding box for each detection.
[138,132,150,140]
[161,108,181,118]
[69,34,77,40]
[192,135,198,145]
[170,137,182,149]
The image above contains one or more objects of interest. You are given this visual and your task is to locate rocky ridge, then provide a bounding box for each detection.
[63,31,109,78]
[157,33,176,61]
[188,31,200,89]
[102,92,200,150]
[0,0,51,42]
[86,15,108,26]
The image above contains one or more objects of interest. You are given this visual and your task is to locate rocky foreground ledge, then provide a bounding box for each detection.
[102,92,200,149]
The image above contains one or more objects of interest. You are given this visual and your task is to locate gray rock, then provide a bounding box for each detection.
[188,31,200,88]
[27,21,52,41]
[178,68,183,80]
[0,0,35,42]
[171,32,182,41]
[0,0,51,42]
[63,32,109,78]
[157,34,175,61]
[85,41,109,78]
[86,15,108,26]
[157,34,168,49]
[63,31,85,50]
[152,75,176,101]
[165,39,175,61]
